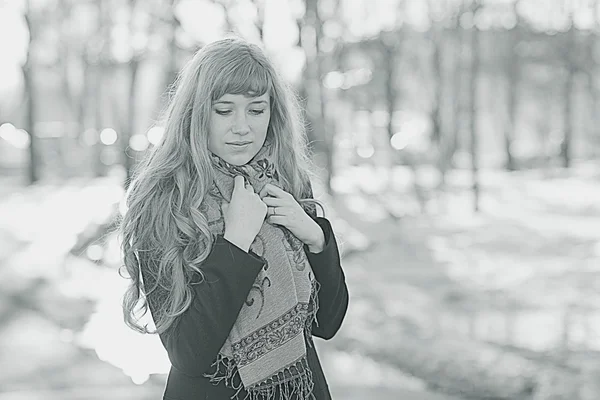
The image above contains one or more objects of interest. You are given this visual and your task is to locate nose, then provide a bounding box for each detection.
[232,113,250,135]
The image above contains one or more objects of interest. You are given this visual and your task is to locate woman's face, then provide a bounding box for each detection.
[208,92,271,166]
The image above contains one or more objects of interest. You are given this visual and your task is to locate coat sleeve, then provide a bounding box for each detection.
[140,236,265,377]
[304,217,349,340]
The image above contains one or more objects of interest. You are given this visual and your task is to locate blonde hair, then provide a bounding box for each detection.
[119,37,323,334]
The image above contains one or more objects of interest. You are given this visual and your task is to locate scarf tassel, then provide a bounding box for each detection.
[205,355,315,400]
[243,357,315,400]
[204,353,243,390]
[304,278,321,350]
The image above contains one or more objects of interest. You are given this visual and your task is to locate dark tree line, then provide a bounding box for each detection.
[12,0,600,214]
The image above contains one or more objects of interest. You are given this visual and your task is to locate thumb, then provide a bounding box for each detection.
[233,175,244,191]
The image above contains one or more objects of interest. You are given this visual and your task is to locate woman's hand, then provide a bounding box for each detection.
[223,176,267,252]
[260,184,325,253]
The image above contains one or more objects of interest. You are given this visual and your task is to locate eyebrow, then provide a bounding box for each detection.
[213,100,269,105]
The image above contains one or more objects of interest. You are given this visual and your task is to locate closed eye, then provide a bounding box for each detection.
[250,109,265,115]
[215,110,232,116]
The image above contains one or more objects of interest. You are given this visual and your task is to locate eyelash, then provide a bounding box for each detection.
[215,110,265,116]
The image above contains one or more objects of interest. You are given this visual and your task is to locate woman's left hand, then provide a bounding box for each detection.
[261,184,325,252]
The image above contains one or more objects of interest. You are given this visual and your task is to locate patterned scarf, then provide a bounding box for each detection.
[202,139,320,400]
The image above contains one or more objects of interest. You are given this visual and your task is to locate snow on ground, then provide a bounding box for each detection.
[326,162,600,398]
[1,161,598,399]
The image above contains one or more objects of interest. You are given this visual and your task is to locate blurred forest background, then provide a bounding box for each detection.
[1,0,599,197]
[1,0,600,400]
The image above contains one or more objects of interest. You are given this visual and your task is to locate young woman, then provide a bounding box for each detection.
[119,37,348,400]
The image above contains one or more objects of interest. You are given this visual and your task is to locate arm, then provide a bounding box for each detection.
[141,236,264,377]
[304,217,349,340]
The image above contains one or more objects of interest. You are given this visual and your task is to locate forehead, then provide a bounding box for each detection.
[213,93,270,105]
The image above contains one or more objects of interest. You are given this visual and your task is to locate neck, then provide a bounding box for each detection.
[209,143,280,201]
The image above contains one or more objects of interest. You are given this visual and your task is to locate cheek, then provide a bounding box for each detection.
[209,120,226,141]
[208,123,224,153]
[252,114,270,132]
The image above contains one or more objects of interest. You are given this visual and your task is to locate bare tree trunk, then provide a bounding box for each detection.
[451,40,461,165]
[296,19,311,144]
[92,0,108,177]
[222,1,234,33]
[93,63,105,177]
[504,71,517,170]
[446,7,464,180]
[428,12,451,198]
[77,48,94,177]
[78,51,92,135]
[55,0,81,179]
[591,60,600,156]
[122,0,143,187]
[314,10,333,195]
[253,0,265,41]
[164,0,181,99]
[562,71,573,168]
[381,36,398,142]
[430,27,443,146]
[58,0,75,128]
[23,0,39,184]
[124,58,139,187]
[504,3,519,171]
[561,24,575,168]
[469,1,480,212]
[590,0,600,158]
[301,0,333,194]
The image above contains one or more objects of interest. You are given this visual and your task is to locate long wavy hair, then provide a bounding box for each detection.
[119,37,324,335]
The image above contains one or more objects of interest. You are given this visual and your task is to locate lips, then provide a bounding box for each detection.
[228,141,252,146]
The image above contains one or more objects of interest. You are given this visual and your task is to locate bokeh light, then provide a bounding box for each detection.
[390,131,408,151]
[147,126,164,146]
[0,123,30,149]
[129,133,149,152]
[86,244,104,262]
[357,145,374,159]
[324,71,344,89]
[100,128,118,146]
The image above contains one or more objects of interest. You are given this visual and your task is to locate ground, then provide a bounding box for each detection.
[1,161,599,399]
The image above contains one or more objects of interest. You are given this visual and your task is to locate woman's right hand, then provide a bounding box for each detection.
[223,175,267,252]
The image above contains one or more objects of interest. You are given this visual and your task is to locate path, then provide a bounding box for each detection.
[0,176,460,400]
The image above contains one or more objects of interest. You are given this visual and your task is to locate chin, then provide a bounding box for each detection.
[227,159,249,166]
[224,153,255,166]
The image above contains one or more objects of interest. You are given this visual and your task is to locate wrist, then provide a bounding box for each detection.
[306,222,325,253]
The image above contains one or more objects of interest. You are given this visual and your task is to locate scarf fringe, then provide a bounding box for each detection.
[204,353,243,389]
[304,278,321,349]
[205,355,315,400]
[242,357,315,400]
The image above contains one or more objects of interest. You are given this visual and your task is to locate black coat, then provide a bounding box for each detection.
[141,217,349,400]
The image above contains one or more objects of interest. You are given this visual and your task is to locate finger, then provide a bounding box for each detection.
[262,196,286,207]
[245,180,255,193]
[258,185,269,199]
[271,207,291,217]
[267,215,286,226]
[262,183,289,198]
[233,175,245,190]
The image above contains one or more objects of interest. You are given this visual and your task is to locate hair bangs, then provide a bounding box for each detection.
[211,57,272,101]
